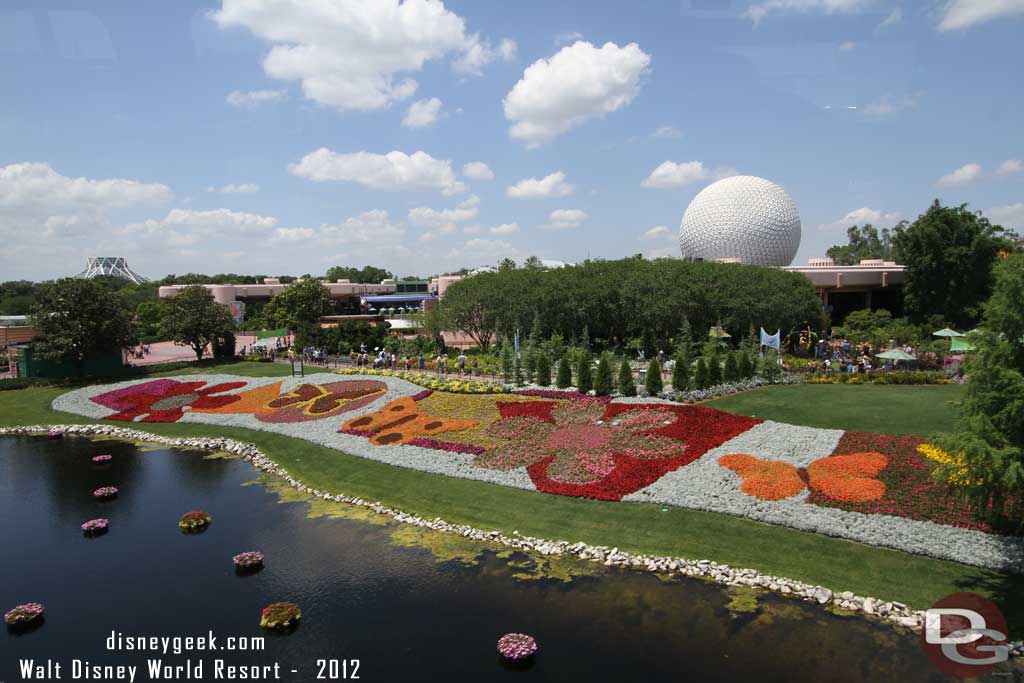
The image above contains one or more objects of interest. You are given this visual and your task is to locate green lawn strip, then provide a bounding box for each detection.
[3,374,1021,630]
[706,384,965,436]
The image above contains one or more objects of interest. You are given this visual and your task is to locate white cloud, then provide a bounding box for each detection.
[451,37,516,76]
[212,0,510,111]
[937,0,1024,31]
[289,148,466,195]
[877,8,902,29]
[641,160,737,188]
[503,41,651,147]
[447,238,517,262]
[936,163,982,187]
[506,171,574,199]
[649,125,682,140]
[207,183,259,194]
[744,0,871,24]
[121,208,278,247]
[642,225,674,240]
[408,197,479,234]
[463,161,494,181]
[402,97,443,128]
[818,207,902,231]
[554,31,584,46]
[987,203,1024,230]
[489,222,518,235]
[226,89,286,108]
[544,209,588,230]
[997,159,1023,175]
[319,209,405,244]
[462,225,481,234]
[272,227,314,241]
[863,93,920,116]
[839,40,857,50]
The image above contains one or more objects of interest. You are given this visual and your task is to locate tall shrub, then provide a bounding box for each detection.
[594,354,614,396]
[556,355,572,389]
[618,359,637,397]
[576,352,593,394]
[672,353,690,391]
[694,358,709,390]
[535,352,551,387]
[723,353,740,382]
[707,353,722,386]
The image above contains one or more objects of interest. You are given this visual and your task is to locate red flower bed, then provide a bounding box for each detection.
[484,401,759,501]
[91,379,246,423]
[807,432,998,532]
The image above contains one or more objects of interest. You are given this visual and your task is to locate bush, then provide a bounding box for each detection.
[618,359,637,397]
[672,353,690,392]
[723,352,740,382]
[738,352,754,379]
[646,359,663,395]
[556,355,572,389]
[534,352,551,386]
[707,353,722,386]
[576,353,592,393]
[694,358,709,389]
[804,371,951,385]
[594,354,614,396]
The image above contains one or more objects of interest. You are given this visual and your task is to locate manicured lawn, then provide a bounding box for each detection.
[2,365,1021,629]
[706,383,965,436]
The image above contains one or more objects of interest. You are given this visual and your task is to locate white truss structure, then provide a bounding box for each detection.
[74,257,149,284]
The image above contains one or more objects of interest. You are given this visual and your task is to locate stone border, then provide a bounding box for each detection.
[5,422,1022,658]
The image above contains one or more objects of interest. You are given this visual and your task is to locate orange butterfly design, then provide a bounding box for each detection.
[718,452,888,503]
[342,397,478,446]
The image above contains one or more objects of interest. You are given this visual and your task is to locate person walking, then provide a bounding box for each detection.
[457,352,467,375]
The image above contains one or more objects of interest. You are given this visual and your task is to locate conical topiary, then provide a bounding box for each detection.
[618,359,637,397]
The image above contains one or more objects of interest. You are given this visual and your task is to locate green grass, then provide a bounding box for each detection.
[2,364,1020,629]
[706,383,965,436]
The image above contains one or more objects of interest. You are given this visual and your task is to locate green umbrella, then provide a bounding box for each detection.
[932,328,964,338]
[949,337,976,352]
[876,348,917,361]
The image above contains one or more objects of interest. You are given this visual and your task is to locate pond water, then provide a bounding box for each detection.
[0,434,984,682]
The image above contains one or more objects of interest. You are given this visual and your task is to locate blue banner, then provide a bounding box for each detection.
[760,327,781,350]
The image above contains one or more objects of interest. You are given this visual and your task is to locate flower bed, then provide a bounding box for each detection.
[5,602,45,628]
[497,633,537,664]
[93,486,119,500]
[233,551,265,572]
[81,518,108,536]
[179,510,211,532]
[335,368,505,394]
[51,373,1024,568]
[91,454,113,463]
[260,602,301,629]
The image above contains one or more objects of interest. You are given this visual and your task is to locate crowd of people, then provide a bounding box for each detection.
[347,343,483,376]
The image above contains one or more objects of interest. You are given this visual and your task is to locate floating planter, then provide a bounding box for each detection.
[179,510,212,533]
[48,428,64,440]
[91,454,113,464]
[81,518,109,537]
[93,486,119,500]
[233,551,265,574]
[4,603,45,631]
[497,633,537,667]
[260,602,300,630]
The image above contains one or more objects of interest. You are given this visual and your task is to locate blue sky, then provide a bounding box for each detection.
[1,0,1022,281]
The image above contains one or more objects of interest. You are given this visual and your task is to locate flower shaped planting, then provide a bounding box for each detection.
[718,452,889,503]
[497,633,537,662]
[5,603,44,628]
[92,486,119,500]
[81,518,109,536]
[342,397,478,446]
[260,602,301,630]
[233,551,265,573]
[179,510,211,533]
[257,380,388,423]
[91,379,247,423]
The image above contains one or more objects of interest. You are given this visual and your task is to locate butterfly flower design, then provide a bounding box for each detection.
[341,397,478,445]
[718,452,889,503]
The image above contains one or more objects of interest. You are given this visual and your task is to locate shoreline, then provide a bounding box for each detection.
[5,421,1023,657]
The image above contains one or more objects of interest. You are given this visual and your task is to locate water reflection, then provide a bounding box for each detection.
[1,435,1007,682]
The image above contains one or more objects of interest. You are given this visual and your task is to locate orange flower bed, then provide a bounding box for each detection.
[342,397,478,445]
[718,454,804,500]
[806,452,888,503]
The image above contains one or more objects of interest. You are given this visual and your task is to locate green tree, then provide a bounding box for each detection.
[324,265,392,283]
[498,258,517,272]
[135,300,164,339]
[263,279,333,332]
[933,253,1024,528]
[31,279,136,372]
[723,352,740,382]
[646,359,663,395]
[694,358,709,389]
[535,352,552,387]
[825,224,897,265]
[707,352,722,386]
[618,359,636,397]
[594,354,614,396]
[556,355,572,389]
[738,352,754,379]
[674,316,693,359]
[159,285,234,361]
[894,201,1015,327]
[672,353,690,391]
[438,274,501,351]
[501,342,514,382]
[576,352,593,394]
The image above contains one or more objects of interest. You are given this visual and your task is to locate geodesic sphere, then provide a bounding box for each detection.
[679,175,801,267]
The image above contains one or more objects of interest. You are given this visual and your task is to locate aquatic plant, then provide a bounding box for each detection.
[91,454,113,463]
[81,518,109,536]
[497,633,537,662]
[178,510,212,532]
[260,602,300,629]
[233,551,265,571]
[4,603,44,628]
[93,486,119,500]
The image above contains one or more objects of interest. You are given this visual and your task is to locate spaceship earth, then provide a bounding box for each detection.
[679,175,802,267]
